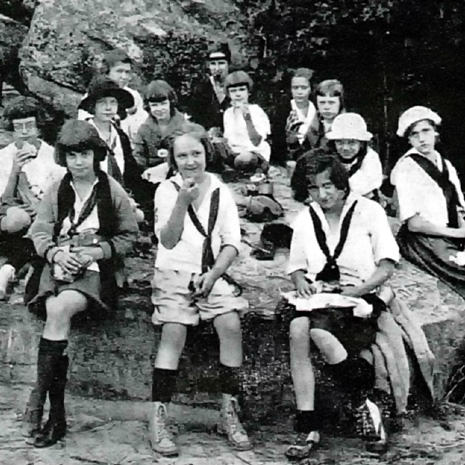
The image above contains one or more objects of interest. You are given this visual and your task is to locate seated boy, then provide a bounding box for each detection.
[0,97,65,298]
[223,71,271,173]
[284,150,399,459]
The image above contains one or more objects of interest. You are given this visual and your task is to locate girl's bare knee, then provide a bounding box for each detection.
[290,317,310,343]
[160,323,187,350]
[214,312,241,338]
[46,291,88,322]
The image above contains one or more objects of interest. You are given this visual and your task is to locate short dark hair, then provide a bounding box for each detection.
[102,49,132,74]
[224,71,253,95]
[305,149,350,193]
[315,79,345,111]
[405,118,437,138]
[55,120,107,169]
[144,80,178,115]
[3,96,44,131]
[165,122,216,172]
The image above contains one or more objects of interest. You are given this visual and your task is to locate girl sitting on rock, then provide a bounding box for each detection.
[133,80,187,174]
[0,96,66,299]
[148,122,250,457]
[391,105,465,298]
[223,70,271,174]
[326,112,383,199]
[285,150,399,460]
[22,120,138,448]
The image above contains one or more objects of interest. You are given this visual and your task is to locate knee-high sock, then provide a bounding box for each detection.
[219,364,241,397]
[152,367,178,403]
[48,355,69,422]
[28,338,68,411]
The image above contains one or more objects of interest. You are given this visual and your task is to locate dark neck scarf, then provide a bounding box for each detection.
[338,149,367,177]
[54,170,115,241]
[408,153,460,228]
[309,199,358,282]
[171,181,220,272]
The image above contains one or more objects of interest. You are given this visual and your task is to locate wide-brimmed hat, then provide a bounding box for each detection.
[79,76,134,113]
[326,113,372,141]
[396,105,441,137]
[55,120,107,166]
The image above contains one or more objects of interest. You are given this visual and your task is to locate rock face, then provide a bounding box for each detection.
[18,0,247,116]
[1,166,464,423]
[0,14,28,91]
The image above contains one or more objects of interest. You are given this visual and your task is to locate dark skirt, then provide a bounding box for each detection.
[292,307,379,355]
[397,225,465,298]
[286,295,383,356]
[27,262,111,321]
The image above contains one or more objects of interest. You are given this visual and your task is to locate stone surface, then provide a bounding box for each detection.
[1,166,465,423]
[1,382,465,465]
[17,0,247,116]
[0,13,28,88]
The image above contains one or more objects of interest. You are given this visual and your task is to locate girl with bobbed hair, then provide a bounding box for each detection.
[283,67,317,161]
[148,123,250,457]
[22,119,138,449]
[223,70,271,173]
[133,80,187,171]
[0,96,65,299]
[291,79,346,202]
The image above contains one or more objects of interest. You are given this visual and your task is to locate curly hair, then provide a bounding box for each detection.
[3,96,44,131]
[306,149,349,192]
[291,148,349,201]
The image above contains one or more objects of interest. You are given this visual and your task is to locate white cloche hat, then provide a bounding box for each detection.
[397,105,441,137]
[326,113,373,141]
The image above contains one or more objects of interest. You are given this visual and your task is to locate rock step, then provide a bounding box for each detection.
[1,254,464,423]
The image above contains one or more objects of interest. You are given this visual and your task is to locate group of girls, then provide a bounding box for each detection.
[7,45,464,462]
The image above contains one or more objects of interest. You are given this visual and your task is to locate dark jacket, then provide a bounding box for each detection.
[271,98,325,164]
[132,110,186,170]
[188,76,230,130]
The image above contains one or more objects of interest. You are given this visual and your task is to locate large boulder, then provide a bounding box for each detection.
[18,0,248,116]
[0,14,28,92]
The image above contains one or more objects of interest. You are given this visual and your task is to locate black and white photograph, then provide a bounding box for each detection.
[1,1,464,464]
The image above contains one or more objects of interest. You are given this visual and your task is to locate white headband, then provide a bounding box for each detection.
[208,52,227,60]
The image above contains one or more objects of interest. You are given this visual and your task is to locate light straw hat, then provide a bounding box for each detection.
[396,105,441,137]
[326,113,373,141]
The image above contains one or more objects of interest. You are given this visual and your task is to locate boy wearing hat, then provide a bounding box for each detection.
[391,105,465,297]
[78,49,148,146]
[0,96,65,298]
[188,42,231,133]
[223,70,271,173]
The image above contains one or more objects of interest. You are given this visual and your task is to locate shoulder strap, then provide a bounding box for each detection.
[408,153,459,227]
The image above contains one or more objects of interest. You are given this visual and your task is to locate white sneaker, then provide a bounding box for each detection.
[0,264,15,300]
